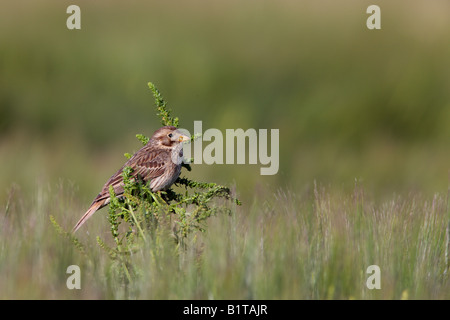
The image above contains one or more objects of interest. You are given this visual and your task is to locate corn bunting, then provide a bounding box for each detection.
[72,126,190,232]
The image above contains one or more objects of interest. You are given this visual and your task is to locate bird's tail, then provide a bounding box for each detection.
[72,200,104,233]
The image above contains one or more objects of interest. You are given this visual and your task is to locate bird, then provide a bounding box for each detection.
[72,126,190,233]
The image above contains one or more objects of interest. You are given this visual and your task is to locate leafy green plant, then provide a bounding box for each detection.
[52,82,240,287]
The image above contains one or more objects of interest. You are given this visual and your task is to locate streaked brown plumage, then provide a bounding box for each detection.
[72,126,190,233]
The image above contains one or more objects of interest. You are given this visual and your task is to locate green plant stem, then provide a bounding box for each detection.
[128,203,147,241]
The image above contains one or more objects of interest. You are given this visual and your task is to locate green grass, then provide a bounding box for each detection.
[0,181,448,299]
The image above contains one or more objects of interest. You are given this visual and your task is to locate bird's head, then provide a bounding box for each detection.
[152,126,190,147]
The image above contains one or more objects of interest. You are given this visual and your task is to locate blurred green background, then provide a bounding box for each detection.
[1,0,449,207]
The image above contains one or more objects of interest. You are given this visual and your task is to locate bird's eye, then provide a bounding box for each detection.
[168,133,173,138]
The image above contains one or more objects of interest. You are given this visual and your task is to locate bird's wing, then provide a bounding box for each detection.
[72,144,170,233]
[132,147,168,181]
[92,145,170,204]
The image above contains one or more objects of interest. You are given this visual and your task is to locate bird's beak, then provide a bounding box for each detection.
[178,134,190,142]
